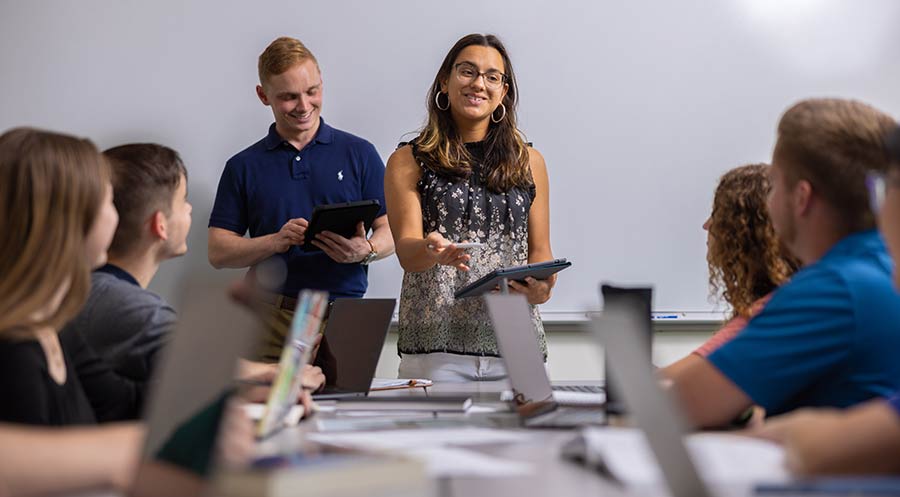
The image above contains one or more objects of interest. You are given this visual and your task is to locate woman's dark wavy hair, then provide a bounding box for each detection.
[708,164,801,318]
[414,33,531,193]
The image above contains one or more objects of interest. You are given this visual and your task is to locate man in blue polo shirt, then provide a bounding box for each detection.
[749,125,900,476]
[671,98,900,429]
[208,36,394,360]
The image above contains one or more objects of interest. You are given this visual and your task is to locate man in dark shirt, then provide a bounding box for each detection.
[207,36,394,360]
[63,143,327,397]
[63,144,191,382]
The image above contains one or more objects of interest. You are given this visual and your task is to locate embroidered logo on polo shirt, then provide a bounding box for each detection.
[337,170,344,181]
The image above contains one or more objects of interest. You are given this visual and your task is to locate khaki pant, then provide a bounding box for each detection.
[256,299,329,363]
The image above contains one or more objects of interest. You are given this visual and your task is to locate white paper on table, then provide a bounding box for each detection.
[313,403,439,418]
[552,390,606,405]
[578,427,789,486]
[307,427,531,451]
[466,404,505,414]
[334,410,439,418]
[405,446,532,478]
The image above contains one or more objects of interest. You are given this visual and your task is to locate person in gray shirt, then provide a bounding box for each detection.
[63,143,327,394]
[63,143,192,382]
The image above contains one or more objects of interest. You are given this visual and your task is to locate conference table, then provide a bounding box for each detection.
[75,380,810,497]
[257,380,678,497]
[257,379,827,497]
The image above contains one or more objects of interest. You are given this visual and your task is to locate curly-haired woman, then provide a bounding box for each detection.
[663,164,800,380]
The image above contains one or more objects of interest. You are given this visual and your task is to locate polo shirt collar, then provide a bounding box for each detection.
[263,118,334,151]
[314,118,334,144]
[263,123,283,150]
[95,263,140,287]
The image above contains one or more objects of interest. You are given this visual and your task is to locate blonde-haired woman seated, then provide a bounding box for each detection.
[0,127,142,495]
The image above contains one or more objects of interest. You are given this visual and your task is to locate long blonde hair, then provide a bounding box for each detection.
[0,128,109,339]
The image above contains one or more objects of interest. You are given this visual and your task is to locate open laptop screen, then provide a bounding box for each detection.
[314,298,396,396]
[484,294,556,416]
[591,297,711,497]
[600,284,653,414]
[129,276,262,497]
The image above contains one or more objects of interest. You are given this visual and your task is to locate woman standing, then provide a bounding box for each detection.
[385,34,556,381]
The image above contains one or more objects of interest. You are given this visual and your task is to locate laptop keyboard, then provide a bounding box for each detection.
[552,385,604,394]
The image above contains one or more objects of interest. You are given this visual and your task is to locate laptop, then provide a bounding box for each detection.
[129,275,264,497]
[257,290,329,439]
[600,283,653,415]
[583,293,790,497]
[128,280,428,497]
[586,293,712,497]
[313,298,396,400]
[485,294,606,429]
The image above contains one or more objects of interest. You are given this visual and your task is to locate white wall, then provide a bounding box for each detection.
[2,1,899,316]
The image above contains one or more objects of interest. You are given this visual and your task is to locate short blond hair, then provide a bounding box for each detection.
[775,98,897,233]
[258,36,318,84]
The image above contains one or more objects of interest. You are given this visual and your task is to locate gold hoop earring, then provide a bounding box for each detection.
[435,92,450,111]
[491,103,507,123]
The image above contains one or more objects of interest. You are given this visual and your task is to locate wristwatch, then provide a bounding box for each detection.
[360,239,378,265]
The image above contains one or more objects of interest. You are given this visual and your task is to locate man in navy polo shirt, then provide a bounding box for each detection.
[670,98,900,429]
[208,36,394,360]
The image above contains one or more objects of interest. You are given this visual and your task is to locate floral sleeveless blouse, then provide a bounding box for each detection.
[397,141,547,358]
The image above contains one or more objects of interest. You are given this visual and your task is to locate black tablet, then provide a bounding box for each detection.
[302,200,381,252]
[454,258,572,299]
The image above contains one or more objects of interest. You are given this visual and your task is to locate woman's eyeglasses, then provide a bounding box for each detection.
[453,62,507,89]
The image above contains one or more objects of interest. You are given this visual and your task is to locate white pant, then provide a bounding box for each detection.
[398,352,508,382]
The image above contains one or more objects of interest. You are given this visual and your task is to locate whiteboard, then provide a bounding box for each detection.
[2,0,899,318]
